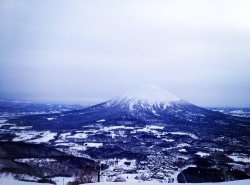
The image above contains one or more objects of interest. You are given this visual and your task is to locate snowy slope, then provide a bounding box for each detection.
[114,85,181,106]
[0,178,51,185]
[1,178,250,185]
[86,84,223,123]
[0,177,51,185]
[86,180,250,185]
[106,85,184,111]
[0,175,74,185]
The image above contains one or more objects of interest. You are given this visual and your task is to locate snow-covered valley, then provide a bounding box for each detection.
[1,86,250,184]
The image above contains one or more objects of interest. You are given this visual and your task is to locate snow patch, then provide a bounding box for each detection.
[147,125,164,130]
[0,123,15,128]
[162,138,174,142]
[28,131,57,143]
[15,158,57,163]
[60,132,71,140]
[103,126,134,131]
[179,149,187,152]
[9,126,32,130]
[67,133,88,139]
[0,119,7,123]
[167,132,198,139]
[228,153,250,163]
[196,152,210,157]
[85,142,103,148]
[97,119,106,123]
[13,131,41,142]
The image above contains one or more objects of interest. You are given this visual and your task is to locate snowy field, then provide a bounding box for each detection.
[0,175,74,185]
[88,180,250,185]
[0,178,250,185]
[0,178,50,185]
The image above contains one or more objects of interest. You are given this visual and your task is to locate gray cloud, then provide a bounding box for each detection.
[0,0,250,107]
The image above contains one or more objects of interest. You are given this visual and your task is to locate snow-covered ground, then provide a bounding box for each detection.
[67,132,88,139]
[196,151,210,157]
[228,153,250,163]
[0,123,15,128]
[0,179,51,185]
[86,180,250,185]
[51,176,74,185]
[12,131,42,142]
[12,131,57,143]
[0,175,73,185]
[28,131,57,143]
[0,173,75,185]
[211,108,250,118]
[9,126,33,129]
[0,119,7,123]
[1,177,249,185]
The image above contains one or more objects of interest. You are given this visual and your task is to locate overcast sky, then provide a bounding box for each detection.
[0,0,250,107]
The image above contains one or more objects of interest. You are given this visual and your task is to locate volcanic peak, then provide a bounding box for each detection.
[108,85,182,109]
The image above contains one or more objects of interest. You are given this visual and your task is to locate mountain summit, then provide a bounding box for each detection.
[114,85,181,106]
[106,85,183,112]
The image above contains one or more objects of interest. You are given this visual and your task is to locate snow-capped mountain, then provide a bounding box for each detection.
[48,85,227,128]
[107,85,182,110]
[8,85,228,129]
[99,85,190,120]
